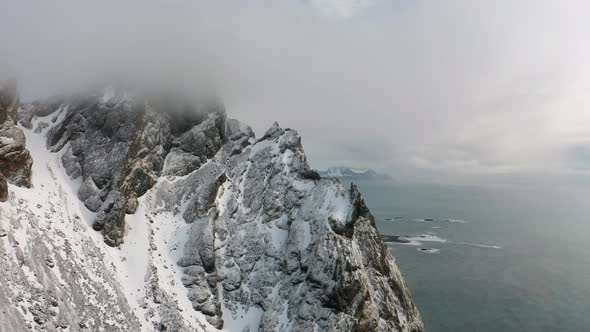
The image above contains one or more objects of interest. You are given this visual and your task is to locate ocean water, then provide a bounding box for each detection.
[352,180,590,332]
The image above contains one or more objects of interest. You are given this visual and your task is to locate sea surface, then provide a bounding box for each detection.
[352,180,590,332]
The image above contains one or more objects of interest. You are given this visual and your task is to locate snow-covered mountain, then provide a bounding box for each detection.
[319,167,392,180]
[0,82,423,331]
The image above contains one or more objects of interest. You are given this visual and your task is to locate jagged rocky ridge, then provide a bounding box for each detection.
[0,84,423,331]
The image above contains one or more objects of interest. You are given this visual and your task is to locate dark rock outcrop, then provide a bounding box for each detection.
[0,80,32,189]
[34,89,227,246]
[0,172,7,202]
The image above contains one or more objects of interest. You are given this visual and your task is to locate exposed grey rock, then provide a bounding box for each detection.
[33,121,49,134]
[46,257,55,268]
[0,80,32,188]
[162,147,203,177]
[40,89,226,246]
[0,172,7,202]
[60,145,82,179]
[18,95,65,129]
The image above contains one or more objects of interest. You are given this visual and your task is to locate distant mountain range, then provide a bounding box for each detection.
[319,166,392,180]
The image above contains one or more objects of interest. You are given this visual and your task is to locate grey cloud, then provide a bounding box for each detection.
[1,0,590,183]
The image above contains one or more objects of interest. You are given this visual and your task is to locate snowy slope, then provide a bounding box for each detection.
[0,113,215,331]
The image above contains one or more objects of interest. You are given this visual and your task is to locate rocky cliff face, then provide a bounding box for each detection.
[0,85,423,331]
[26,89,226,246]
[0,80,32,201]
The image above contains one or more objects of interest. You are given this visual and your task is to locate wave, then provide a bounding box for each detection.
[417,248,440,254]
[383,216,406,222]
[383,234,500,250]
[444,219,468,224]
[411,218,435,222]
[405,234,447,243]
[382,234,447,246]
[408,218,468,223]
[458,242,502,249]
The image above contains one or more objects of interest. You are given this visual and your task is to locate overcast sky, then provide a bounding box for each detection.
[2,0,590,184]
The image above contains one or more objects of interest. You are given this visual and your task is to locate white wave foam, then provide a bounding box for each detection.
[411,218,435,222]
[417,248,440,254]
[410,218,468,224]
[396,234,447,246]
[405,234,447,243]
[445,219,468,223]
[458,242,502,249]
